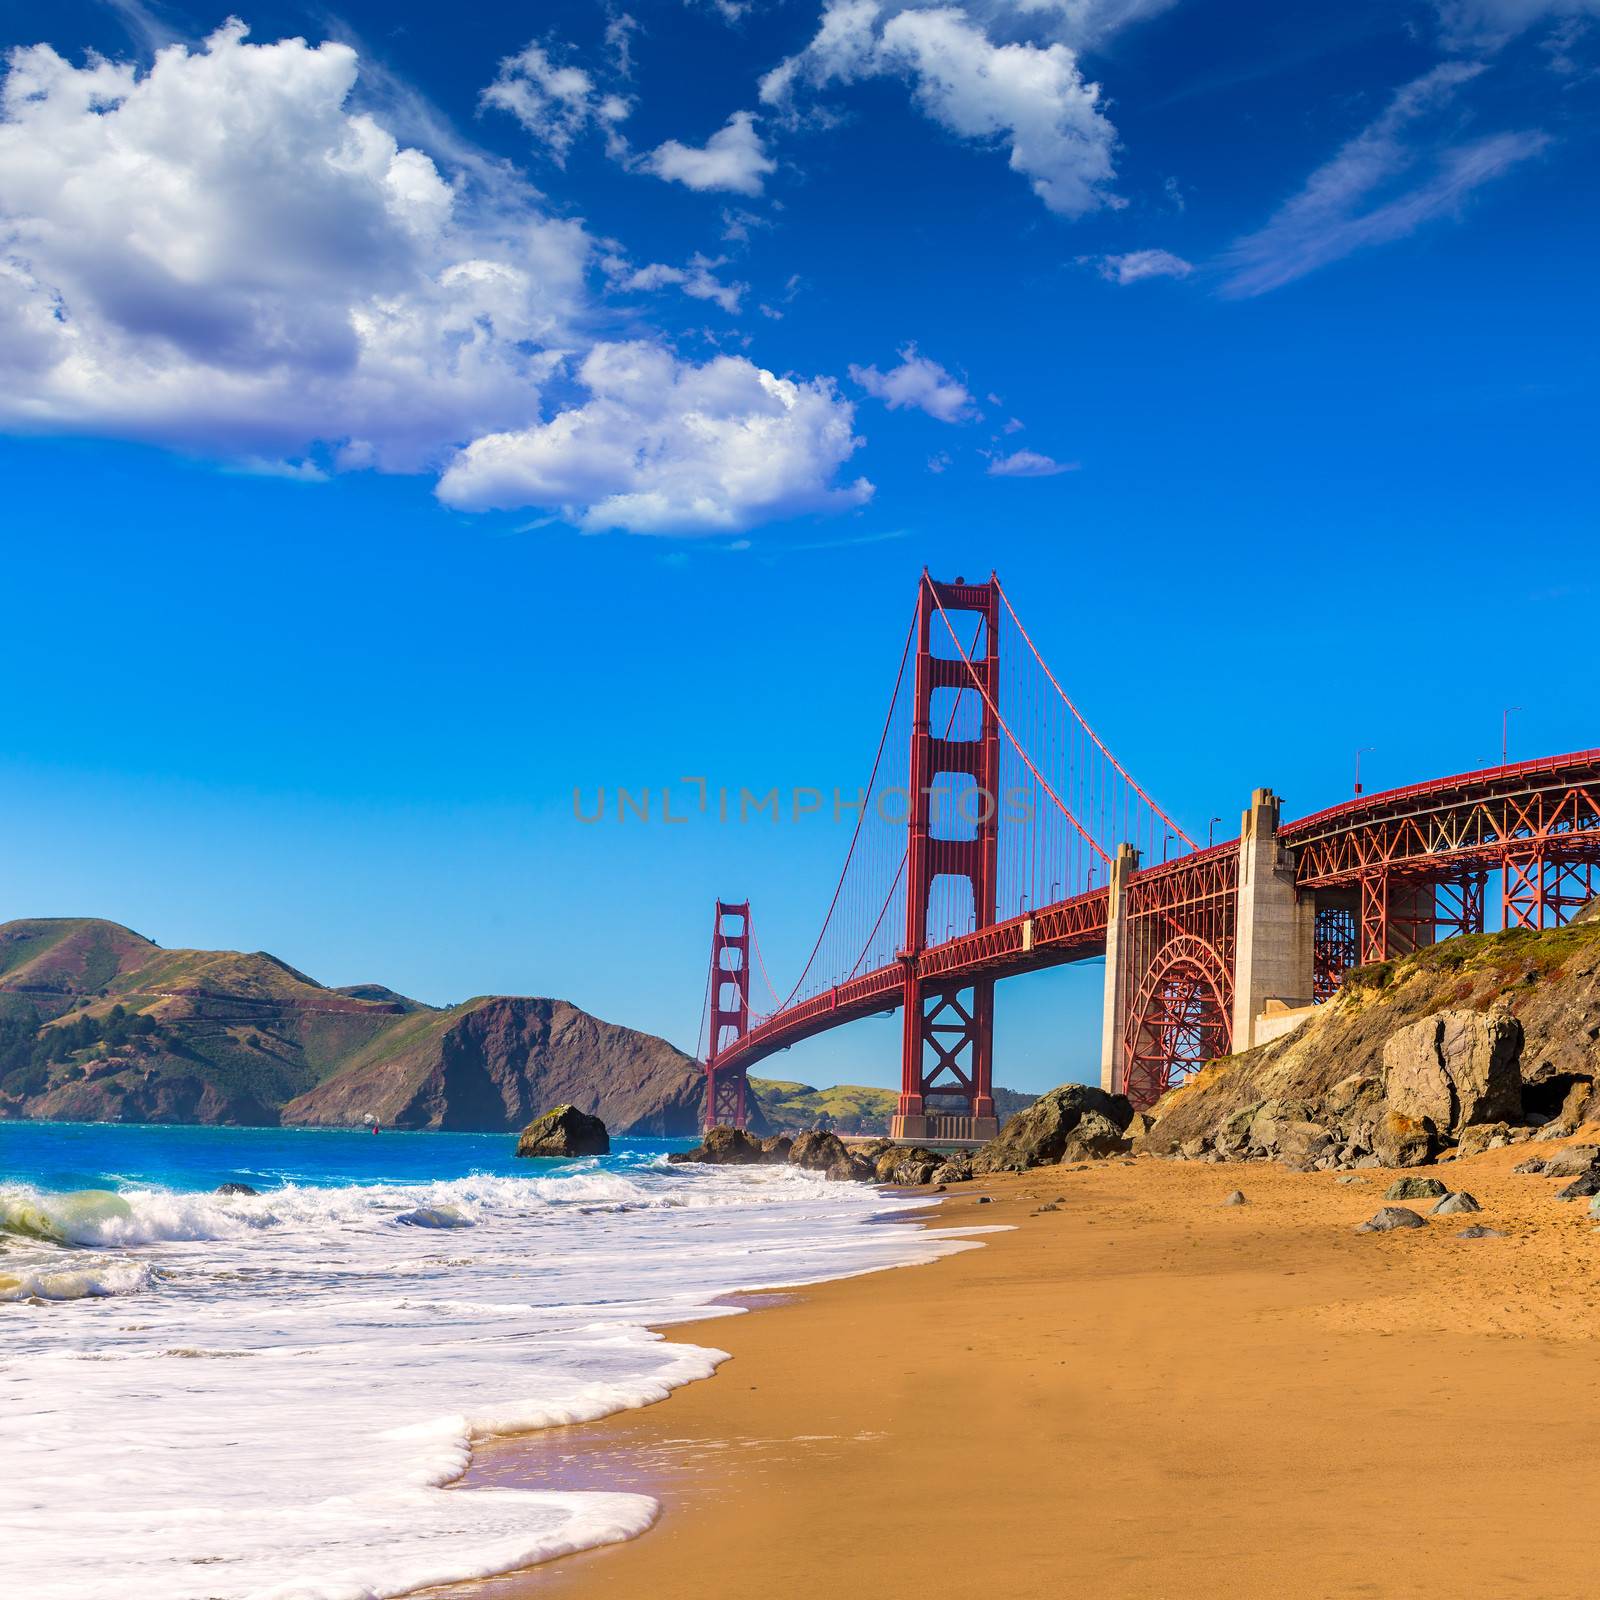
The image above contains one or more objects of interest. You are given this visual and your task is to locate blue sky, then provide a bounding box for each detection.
[0,0,1595,1094]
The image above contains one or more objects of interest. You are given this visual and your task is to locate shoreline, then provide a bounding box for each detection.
[433,1138,1600,1600]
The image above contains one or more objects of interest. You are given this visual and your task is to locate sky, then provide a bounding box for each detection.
[0,0,1595,1095]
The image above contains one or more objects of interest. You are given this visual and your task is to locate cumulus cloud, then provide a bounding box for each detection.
[436,341,872,533]
[1220,64,1548,298]
[0,22,591,471]
[1434,0,1600,49]
[0,23,874,537]
[849,346,975,421]
[617,253,748,313]
[1094,247,1193,283]
[482,41,631,164]
[987,448,1074,476]
[760,1,1121,217]
[643,110,776,194]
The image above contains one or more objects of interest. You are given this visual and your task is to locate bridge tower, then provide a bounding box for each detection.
[704,900,752,1130]
[891,572,1002,1144]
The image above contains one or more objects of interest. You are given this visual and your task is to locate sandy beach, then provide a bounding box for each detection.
[442,1138,1600,1600]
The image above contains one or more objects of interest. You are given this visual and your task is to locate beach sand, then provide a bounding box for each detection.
[439,1139,1600,1600]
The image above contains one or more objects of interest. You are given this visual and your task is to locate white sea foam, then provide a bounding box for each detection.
[1,1157,982,1600]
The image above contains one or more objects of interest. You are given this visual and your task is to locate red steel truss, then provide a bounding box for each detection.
[1117,845,1237,1106]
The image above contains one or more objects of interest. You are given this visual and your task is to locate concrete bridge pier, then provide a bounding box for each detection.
[1098,843,1140,1094]
[1231,787,1316,1052]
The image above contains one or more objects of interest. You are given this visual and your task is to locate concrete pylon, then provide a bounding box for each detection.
[1231,788,1315,1052]
[1098,842,1141,1094]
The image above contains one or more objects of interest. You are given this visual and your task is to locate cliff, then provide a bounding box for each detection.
[0,918,704,1134]
[1145,918,1600,1166]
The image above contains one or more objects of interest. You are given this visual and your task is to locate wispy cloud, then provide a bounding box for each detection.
[1220,64,1548,298]
[987,449,1076,478]
[1091,247,1193,284]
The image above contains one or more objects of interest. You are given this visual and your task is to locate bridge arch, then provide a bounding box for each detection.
[1120,934,1232,1109]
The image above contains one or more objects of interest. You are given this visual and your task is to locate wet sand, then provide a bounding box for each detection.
[436,1138,1600,1600]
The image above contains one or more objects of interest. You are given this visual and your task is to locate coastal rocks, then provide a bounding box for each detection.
[517,1105,611,1159]
[1432,1192,1482,1215]
[1456,1122,1525,1157]
[1540,1145,1599,1178]
[788,1130,851,1174]
[971,1084,1133,1174]
[1458,1225,1506,1239]
[1372,1110,1435,1169]
[872,1147,945,1186]
[394,1205,472,1228]
[1382,1009,1523,1138]
[1222,1190,1247,1206]
[668,1126,767,1165]
[1358,1206,1427,1233]
[1385,1176,1448,1201]
[760,1135,794,1162]
[215,1182,259,1196]
[1555,1170,1600,1200]
[1063,1110,1130,1163]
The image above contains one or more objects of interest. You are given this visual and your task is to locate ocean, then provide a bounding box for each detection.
[0,1121,978,1600]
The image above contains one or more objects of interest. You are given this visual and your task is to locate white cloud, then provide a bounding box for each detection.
[849,346,975,421]
[437,341,872,533]
[1220,64,1548,298]
[618,253,748,313]
[761,2,1121,217]
[643,110,776,195]
[988,447,1074,476]
[1435,0,1600,49]
[0,22,590,471]
[1094,247,1193,283]
[482,41,631,164]
[0,22,875,538]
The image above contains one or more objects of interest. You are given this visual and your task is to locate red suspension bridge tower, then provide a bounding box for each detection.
[703,900,751,1130]
[893,574,1001,1143]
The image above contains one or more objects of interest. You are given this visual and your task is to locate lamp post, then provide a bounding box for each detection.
[1207,815,1222,848]
[1355,747,1375,797]
[1502,707,1522,767]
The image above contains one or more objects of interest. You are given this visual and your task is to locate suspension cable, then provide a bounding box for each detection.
[996,581,1196,850]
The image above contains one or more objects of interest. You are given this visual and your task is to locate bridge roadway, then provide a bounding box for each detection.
[714,748,1600,1114]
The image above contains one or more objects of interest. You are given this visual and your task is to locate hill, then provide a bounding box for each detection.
[1144,917,1600,1164]
[0,918,704,1134]
[750,1076,1037,1135]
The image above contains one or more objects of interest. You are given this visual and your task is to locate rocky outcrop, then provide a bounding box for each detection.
[515,1105,610,1158]
[668,1126,769,1165]
[1144,920,1600,1170]
[971,1084,1134,1174]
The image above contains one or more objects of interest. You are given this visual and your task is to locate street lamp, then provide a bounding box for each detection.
[1207,815,1222,847]
[1354,747,1375,797]
[1502,707,1522,766]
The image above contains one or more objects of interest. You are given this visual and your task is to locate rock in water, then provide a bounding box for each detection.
[395,1205,472,1229]
[1357,1206,1427,1232]
[1432,1191,1482,1215]
[1221,1190,1247,1206]
[667,1125,764,1165]
[1385,1175,1448,1201]
[788,1129,851,1174]
[759,1135,793,1163]
[215,1182,259,1196]
[515,1104,610,1159]
[971,1083,1134,1174]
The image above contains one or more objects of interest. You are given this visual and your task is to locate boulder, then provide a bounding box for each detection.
[666,1125,763,1165]
[788,1130,850,1174]
[1357,1206,1427,1233]
[1221,1190,1247,1206]
[759,1134,794,1163]
[1372,1109,1436,1169]
[1381,1009,1522,1139]
[1385,1175,1448,1201]
[1457,1122,1518,1157]
[1512,1156,1549,1175]
[395,1204,472,1229]
[1063,1110,1131,1163]
[215,1182,259,1196]
[1555,1171,1600,1201]
[1277,1120,1335,1166]
[1541,1145,1600,1178]
[1432,1191,1482,1215]
[516,1104,610,1159]
[874,1146,942,1185]
[971,1083,1133,1174]
[1457,1225,1506,1239]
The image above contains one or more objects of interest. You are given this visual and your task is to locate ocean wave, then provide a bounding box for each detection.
[0,1257,152,1301]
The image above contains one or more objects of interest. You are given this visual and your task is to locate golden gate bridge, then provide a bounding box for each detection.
[698,572,1600,1137]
